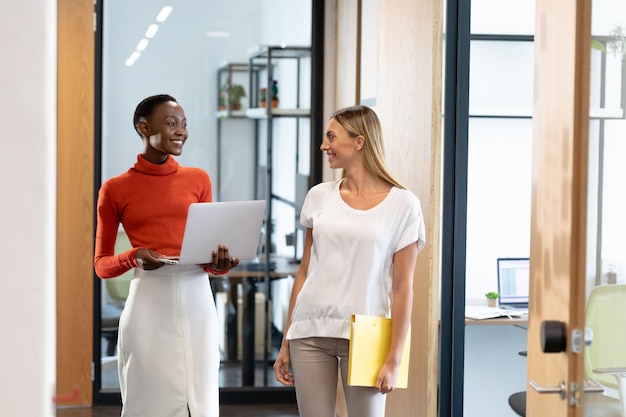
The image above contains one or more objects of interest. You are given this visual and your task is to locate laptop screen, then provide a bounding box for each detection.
[497,258,530,308]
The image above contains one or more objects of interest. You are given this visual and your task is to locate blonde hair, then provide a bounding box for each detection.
[331,105,406,189]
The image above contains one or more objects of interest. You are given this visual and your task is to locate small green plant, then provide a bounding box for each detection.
[607,24,626,60]
[591,23,626,60]
[227,84,246,110]
[219,80,246,111]
[485,291,499,307]
[485,291,499,300]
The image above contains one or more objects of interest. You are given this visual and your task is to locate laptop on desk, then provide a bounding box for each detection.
[497,257,530,312]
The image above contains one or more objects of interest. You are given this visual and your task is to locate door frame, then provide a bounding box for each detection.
[57,0,95,407]
[438,0,471,415]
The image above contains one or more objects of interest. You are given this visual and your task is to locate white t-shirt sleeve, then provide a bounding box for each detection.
[299,181,331,229]
[395,192,426,253]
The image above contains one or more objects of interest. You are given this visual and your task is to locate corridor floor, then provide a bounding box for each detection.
[56,404,299,417]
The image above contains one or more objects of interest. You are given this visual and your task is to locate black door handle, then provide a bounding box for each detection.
[540,320,567,353]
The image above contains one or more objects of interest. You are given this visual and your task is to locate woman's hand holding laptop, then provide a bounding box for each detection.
[140,244,239,273]
[136,248,172,270]
[198,244,239,274]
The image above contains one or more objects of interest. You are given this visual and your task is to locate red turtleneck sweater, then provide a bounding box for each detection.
[94,154,212,278]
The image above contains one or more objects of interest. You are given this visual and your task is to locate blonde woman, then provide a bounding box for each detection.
[273,105,426,417]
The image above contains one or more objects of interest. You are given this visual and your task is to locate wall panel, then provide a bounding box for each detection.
[377,0,442,416]
[328,0,361,183]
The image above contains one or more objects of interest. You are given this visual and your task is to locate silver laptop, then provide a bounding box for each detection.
[161,200,266,265]
[497,257,530,310]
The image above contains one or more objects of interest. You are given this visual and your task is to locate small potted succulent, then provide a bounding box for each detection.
[485,291,499,308]
[258,80,279,108]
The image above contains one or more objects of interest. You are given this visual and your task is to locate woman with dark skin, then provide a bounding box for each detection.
[94,94,238,417]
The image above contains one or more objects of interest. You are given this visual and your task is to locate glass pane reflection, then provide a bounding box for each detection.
[99,0,311,391]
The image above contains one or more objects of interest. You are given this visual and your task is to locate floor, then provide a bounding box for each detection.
[57,404,299,417]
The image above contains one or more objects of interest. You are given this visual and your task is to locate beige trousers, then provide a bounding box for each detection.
[289,337,387,417]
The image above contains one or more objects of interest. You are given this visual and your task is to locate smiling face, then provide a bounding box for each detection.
[320,118,363,170]
[138,100,188,163]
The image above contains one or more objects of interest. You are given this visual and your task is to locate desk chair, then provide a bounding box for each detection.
[583,284,626,416]
[509,284,626,416]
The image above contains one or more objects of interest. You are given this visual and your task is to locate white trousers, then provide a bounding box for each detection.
[118,265,219,417]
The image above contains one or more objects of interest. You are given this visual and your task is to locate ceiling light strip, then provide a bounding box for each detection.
[125,6,172,67]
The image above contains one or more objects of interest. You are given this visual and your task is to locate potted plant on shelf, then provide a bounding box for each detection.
[219,81,246,111]
[218,91,227,111]
[591,24,626,61]
[227,84,246,111]
[485,291,499,308]
[258,80,279,108]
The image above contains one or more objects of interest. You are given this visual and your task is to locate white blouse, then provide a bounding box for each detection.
[286,179,426,341]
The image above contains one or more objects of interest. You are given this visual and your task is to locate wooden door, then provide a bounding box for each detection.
[57,0,95,406]
[526,0,591,416]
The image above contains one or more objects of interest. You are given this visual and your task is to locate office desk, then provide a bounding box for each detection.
[217,257,298,386]
[465,316,528,326]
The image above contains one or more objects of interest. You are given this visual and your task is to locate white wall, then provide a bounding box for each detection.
[101,0,312,202]
[465,1,535,303]
[591,0,626,288]
[0,1,57,416]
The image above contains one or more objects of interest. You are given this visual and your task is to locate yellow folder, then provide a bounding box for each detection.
[347,314,411,389]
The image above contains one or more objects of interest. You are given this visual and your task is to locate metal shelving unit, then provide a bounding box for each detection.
[247,46,312,265]
[215,63,261,201]
[247,45,312,386]
[214,47,312,388]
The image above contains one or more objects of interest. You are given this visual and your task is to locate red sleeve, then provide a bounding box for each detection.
[94,163,214,277]
[94,182,138,279]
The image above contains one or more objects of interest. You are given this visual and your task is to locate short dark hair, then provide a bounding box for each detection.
[133,94,177,136]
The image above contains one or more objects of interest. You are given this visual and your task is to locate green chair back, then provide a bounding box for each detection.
[104,230,133,302]
[584,284,626,390]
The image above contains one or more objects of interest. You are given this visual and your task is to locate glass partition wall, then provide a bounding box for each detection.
[439,1,537,414]
[584,1,626,413]
[457,2,536,416]
[94,0,317,404]
[455,1,626,416]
